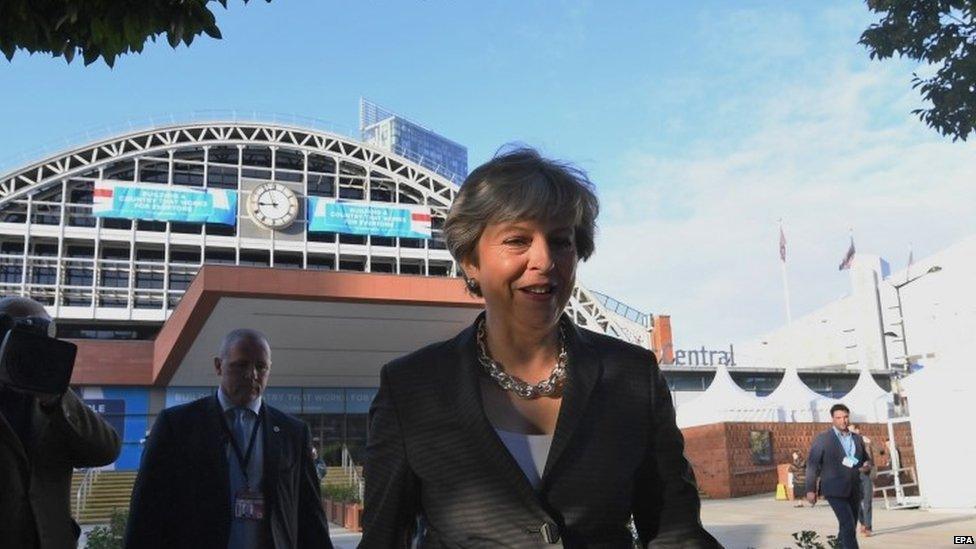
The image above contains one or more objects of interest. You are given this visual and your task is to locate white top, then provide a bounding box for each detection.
[495,429,553,490]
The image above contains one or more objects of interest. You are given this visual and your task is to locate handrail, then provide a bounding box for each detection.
[74,467,99,517]
[340,445,365,503]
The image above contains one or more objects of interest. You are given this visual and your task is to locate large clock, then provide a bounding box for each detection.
[247,182,299,230]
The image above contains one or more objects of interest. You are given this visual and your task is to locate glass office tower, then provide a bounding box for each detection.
[360,98,468,184]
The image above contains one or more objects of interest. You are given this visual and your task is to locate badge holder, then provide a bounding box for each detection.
[234,488,266,520]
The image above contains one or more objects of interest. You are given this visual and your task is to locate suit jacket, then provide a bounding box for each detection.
[124,395,332,549]
[362,314,719,549]
[0,388,121,549]
[805,428,870,499]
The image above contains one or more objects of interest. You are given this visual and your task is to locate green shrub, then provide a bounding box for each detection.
[85,508,128,549]
[786,530,840,549]
[323,482,361,503]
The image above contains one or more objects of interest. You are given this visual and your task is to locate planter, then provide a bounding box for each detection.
[333,502,344,525]
[323,498,341,525]
[344,503,363,532]
[323,497,363,531]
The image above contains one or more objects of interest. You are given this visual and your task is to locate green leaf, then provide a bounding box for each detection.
[203,23,222,39]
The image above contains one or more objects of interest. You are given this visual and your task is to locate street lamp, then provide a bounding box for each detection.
[890,265,942,371]
[883,265,941,507]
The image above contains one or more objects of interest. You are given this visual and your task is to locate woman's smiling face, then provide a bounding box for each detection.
[462,217,578,332]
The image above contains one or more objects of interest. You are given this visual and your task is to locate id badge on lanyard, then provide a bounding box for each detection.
[223,407,266,521]
[234,489,266,520]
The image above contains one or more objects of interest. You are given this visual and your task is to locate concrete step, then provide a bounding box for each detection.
[71,471,138,523]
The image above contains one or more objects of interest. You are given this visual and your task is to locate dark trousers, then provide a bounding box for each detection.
[858,473,873,530]
[827,492,861,549]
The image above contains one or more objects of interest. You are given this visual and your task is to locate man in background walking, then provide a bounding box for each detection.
[806,404,871,549]
[849,423,875,537]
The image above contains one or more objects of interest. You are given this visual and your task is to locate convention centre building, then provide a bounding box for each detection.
[0,111,655,470]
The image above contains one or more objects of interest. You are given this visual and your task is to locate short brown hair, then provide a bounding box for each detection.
[443,146,599,294]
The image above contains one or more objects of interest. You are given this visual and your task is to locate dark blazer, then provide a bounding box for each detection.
[124,394,332,549]
[0,388,121,549]
[805,428,870,499]
[362,314,719,548]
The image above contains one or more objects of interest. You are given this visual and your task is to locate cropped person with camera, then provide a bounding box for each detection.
[0,296,122,549]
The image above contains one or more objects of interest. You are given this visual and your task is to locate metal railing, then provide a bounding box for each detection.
[874,465,920,509]
[340,445,365,503]
[589,290,650,327]
[74,467,99,518]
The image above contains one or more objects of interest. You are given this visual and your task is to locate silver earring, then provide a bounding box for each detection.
[466,278,479,291]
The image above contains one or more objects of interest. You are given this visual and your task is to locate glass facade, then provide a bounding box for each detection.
[360,98,468,184]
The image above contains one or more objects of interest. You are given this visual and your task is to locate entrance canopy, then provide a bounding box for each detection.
[69,265,483,386]
[169,296,480,387]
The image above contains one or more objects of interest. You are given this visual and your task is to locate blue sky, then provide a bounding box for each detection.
[2,1,975,350]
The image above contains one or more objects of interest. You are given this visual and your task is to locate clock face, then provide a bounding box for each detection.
[247,182,299,230]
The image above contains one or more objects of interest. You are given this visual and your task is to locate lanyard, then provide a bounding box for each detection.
[219,405,263,489]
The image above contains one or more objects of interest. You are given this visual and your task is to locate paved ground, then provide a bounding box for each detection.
[76,496,976,548]
[329,525,363,549]
[77,523,364,548]
[326,496,976,549]
[701,495,976,548]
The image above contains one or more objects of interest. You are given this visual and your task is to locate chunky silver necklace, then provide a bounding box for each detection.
[475,319,568,399]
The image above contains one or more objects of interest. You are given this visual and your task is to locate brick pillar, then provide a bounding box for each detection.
[651,315,674,365]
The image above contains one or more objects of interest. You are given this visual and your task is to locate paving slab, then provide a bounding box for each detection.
[78,499,975,548]
[701,495,976,548]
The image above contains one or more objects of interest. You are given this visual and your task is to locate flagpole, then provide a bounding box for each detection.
[781,259,793,325]
[779,220,792,324]
[906,242,913,283]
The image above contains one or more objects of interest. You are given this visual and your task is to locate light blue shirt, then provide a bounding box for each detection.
[833,426,857,462]
[217,387,266,549]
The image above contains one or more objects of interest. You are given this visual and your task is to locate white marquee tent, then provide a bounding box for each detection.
[674,364,893,428]
[675,363,777,428]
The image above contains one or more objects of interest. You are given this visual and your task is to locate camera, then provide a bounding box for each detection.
[0,314,77,395]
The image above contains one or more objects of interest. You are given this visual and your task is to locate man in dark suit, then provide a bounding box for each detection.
[806,404,871,549]
[125,329,332,549]
[0,296,121,549]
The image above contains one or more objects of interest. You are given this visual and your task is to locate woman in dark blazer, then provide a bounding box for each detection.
[362,147,719,548]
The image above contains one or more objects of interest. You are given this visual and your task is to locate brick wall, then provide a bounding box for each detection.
[681,421,916,499]
[681,423,731,498]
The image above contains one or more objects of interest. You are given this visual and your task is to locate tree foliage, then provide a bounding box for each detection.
[860,0,976,141]
[0,0,269,68]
